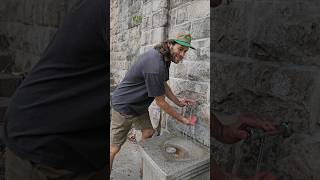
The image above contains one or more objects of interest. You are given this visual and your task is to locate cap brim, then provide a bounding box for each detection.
[174,39,196,50]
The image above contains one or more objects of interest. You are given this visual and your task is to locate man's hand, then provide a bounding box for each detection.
[178,98,196,107]
[181,115,197,126]
[221,114,277,144]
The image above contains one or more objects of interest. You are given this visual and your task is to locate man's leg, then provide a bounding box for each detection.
[109,110,133,172]
[141,128,155,140]
[132,112,154,140]
[132,112,154,178]
[109,144,120,171]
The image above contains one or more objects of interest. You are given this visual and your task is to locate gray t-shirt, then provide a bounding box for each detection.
[111,48,169,116]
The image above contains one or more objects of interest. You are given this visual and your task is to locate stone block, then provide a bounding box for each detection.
[185,38,210,62]
[0,74,22,97]
[116,32,128,43]
[14,50,40,72]
[4,0,24,23]
[169,22,191,38]
[139,45,153,54]
[143,1,152,16]
[12,0,66,27]
[152,0,168,12]
[152,8,168,28]
[211,1,250,57]
[170,0,192,9]
[0,97,10,123]
[151,27,165,44]
[191,17,210,39]
[168,79,209,105]
[248,2,320,66]
[6,23,57,55]
[275,133,320,179]
[112,70,127,86]
[187,61,210,82]
[211,56,319,132]
[41,0,66,27]
[176,5,190,25]
[110,52,127,62]
[189,1,210,20]
[171,61,188,79]
[0,0,9,21]
[212,56,317,104]
[128,13,143,28]
[128,0,142,16]
[114,60,130,72]
[0,53,14,73]
[141,16,151,30]
[140,30,150,45]
[169,9,177,27]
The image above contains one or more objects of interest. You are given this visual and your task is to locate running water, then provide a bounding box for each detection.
[182,106,188,137]
[189,105,196,142]
[181,104,197,142]
[255,136,265,175]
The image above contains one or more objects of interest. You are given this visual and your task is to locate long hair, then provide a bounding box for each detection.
[154,39,176,68]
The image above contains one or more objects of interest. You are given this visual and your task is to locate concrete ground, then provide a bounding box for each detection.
[110,140,142,180]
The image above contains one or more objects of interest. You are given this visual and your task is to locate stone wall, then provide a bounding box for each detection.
[0,0,77,73]
[211,0,320,179]
[110,0,210,146]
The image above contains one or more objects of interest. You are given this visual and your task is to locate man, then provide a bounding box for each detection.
[2,0,108,179]
[110,33,197,170]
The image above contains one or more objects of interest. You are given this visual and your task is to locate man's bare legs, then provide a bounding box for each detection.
[141,128,155,140]
[110,144,120,172]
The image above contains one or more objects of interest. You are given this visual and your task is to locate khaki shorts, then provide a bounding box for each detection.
[110,109,153,146]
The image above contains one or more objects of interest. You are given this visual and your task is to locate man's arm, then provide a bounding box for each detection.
[164,82,182,106]
[154,95,191,125]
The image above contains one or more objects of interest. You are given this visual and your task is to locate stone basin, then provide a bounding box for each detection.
[139,132,210,179]
[161,136,208,162]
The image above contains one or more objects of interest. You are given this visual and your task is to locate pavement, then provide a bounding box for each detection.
[110,139,142,180]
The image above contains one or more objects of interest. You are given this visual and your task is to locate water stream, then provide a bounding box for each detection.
[181,105,197,143]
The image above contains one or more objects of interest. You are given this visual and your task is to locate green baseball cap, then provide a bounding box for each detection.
[174,33,196,50]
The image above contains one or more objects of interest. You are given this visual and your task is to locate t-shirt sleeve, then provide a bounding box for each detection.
[144,73,165,97]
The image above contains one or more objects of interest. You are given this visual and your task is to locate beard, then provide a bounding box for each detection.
[170,46,179,64]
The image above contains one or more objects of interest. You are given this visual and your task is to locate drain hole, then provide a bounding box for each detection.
[166,146,177,154]
[165,145,186,159]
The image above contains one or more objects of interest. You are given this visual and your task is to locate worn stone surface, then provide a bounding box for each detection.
[139,132,210,179]
[247,2,320,66]
[110,140,141,180]
[211,1,251,57]
[0,74,23,97]
[0,0,72,73]
[211,1,320,179]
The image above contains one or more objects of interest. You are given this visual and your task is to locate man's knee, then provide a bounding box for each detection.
[141,128,155,138]
[110,144,121,155]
